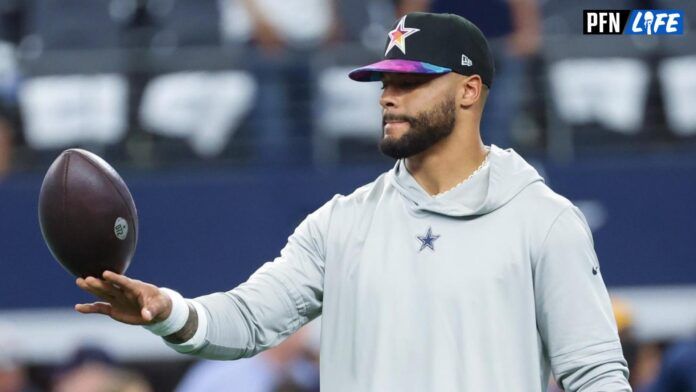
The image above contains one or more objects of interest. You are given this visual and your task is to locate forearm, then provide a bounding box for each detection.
[535,207,631,390]
[179,292,251,359]
[558,361,632,392]
[150,263,313,359]
[151,290,250,360]
[163,302,198,344]
[193,263,314,358]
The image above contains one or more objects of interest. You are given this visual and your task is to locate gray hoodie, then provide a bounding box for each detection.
[167,145,631,392]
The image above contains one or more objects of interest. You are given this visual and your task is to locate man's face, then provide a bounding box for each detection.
[378,73,457,159]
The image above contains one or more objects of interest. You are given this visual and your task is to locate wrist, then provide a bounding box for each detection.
[163,303,198,344]
[164,300,208,352]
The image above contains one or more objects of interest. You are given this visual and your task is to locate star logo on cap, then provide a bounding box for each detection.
[385,15,420,56]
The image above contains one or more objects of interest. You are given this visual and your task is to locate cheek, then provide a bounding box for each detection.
[408,89,446,115]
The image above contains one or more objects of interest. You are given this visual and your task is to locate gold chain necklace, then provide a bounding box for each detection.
[434,150,490,198]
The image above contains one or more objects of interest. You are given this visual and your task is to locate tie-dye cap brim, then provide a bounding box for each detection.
[348,59,452,82]
[347,13,494,86]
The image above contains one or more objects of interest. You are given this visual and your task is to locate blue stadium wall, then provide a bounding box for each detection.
[1,153,695,309]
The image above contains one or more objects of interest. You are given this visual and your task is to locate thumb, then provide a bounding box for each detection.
[141,307,154,322]
[141,291,172,323]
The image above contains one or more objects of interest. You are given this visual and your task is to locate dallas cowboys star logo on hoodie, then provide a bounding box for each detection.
[417,227,440,252]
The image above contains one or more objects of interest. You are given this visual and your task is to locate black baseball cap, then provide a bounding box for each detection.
[349,12,495,87]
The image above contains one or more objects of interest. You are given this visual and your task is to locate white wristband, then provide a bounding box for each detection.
[143,287,188,336]
[165,300,209,353]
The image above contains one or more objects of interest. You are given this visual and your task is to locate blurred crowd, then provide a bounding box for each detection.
[3,299,696,391]
[0,321,320,392]
[0,0,692,179]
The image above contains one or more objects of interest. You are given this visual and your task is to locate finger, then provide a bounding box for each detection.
[102,272,143,303]
[75,302,112,316]
[84,276,120,300]
[86,276,121,295]
[76,277,100,298]
[76,277,111,300]
[75,278,107,297]
[81,275,124,292]
[102,271,140,293]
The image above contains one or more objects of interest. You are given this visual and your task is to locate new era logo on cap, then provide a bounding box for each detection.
[461,55,473,67]
[348,12,495,87]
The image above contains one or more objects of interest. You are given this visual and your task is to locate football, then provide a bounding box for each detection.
[38,149,138,278]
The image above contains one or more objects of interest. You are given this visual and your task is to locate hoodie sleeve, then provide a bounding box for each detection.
[165,196,336,359]
[534,206,631,392]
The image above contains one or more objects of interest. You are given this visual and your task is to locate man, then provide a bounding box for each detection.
[0,323,40,392]
[51,346,152,392]
[175,323,319,392]
[76,12,631,391]
[646,338,696,392]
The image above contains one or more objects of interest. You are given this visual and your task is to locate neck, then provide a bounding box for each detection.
[404,126,487,196]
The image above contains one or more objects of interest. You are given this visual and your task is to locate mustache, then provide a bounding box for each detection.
[382,113,416,125]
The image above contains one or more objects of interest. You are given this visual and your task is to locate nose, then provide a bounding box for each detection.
[379,87,397,110]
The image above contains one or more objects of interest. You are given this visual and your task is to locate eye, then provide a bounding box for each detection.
[380,78,423,90]
[399,80,421,89]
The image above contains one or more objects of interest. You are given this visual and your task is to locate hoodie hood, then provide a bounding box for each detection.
[388,145,543,217]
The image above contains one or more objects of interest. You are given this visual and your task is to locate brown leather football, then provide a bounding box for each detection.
[38,149,138,278]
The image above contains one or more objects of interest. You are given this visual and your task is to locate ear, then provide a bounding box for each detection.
[457,75,483,108]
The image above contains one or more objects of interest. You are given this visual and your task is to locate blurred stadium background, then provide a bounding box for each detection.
[0,0,695,391]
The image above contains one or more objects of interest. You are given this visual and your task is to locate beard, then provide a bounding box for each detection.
[379,94,456,160]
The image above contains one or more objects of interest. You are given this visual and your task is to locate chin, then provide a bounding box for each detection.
[383,128,409,140]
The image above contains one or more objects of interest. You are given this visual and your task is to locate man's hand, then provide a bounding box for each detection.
[75,271,172,326]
